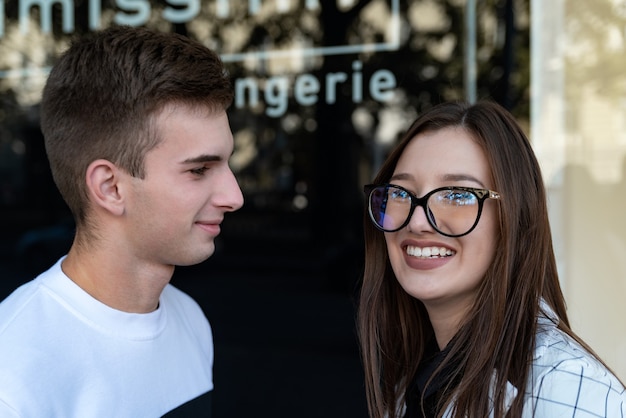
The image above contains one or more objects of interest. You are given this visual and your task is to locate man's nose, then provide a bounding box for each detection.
[217,170,244,212]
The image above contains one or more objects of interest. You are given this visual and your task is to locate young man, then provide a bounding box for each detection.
[0,26,243,417]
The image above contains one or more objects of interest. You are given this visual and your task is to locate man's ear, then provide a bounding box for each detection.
[85,159,126,216]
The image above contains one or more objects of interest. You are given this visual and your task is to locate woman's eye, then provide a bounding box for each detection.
[389,189,410,201]
[440,190,476,205]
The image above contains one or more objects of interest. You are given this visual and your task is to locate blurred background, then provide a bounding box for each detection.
[1,1,625,416]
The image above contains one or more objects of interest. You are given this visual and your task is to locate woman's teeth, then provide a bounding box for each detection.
[406,246,455,258]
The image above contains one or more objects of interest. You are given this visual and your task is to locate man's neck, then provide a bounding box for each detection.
[61,245,174,313]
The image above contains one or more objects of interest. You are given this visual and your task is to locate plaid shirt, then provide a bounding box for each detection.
[438,303,626,417]
[521,304,626,417]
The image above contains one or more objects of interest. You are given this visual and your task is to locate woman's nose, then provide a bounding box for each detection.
[406,204,434,233]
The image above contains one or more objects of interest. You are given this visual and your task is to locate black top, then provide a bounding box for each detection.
[403,338,458,418]
[161,392,212,417]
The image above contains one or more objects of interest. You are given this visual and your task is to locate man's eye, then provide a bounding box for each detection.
[190,167,209,175]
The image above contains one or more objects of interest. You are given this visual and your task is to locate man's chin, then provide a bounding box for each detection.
[174,246,216,267]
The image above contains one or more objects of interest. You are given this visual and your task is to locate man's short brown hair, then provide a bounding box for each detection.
[40,25,233,225]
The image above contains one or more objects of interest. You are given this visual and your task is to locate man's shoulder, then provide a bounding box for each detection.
[0,275,45,333]
[0,268,59,405]
[0,259,73,362]
[0,259,65,322]
[161,284,208,321]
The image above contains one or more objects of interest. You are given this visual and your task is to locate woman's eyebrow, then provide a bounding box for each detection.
[389,172,487,188]
[441,173,486,187]
[389,173,413,182]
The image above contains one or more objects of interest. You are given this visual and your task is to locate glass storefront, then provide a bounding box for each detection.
[532,0,626,380]
[1,0,527,283]
[1,0,623,396]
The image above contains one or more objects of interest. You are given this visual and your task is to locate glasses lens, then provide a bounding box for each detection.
[368,185,412,231]
[427,189,480,236]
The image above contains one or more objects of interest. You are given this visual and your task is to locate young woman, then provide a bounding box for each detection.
[358,101,626,417]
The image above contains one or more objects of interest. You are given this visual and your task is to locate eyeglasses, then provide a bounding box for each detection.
[364,184,501,237]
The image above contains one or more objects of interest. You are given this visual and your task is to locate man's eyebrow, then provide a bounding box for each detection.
[180,154,223,164]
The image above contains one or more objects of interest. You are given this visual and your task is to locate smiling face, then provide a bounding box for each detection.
[384,126,499,322]
[122,104,244,268]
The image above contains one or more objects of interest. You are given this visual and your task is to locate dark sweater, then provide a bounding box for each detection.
[403,338,458,418]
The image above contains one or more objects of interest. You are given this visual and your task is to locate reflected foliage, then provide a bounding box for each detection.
[565,0,626,99]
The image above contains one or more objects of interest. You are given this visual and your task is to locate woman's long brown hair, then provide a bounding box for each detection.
[358,100,576,417]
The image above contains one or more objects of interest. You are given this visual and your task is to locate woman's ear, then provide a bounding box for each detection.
[85,159,125,216]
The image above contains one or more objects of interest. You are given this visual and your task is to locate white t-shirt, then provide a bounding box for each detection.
[0,257,214,418]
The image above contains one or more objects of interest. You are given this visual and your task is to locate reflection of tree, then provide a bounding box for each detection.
[564,0,626,99]
[218,0,530,206]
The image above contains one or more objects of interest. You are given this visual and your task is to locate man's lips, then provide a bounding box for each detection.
[195,221,221,235]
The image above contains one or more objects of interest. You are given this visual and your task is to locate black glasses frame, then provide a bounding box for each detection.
[364,183,501,237]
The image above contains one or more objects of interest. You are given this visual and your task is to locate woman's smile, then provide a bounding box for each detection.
[405,245,455,258]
